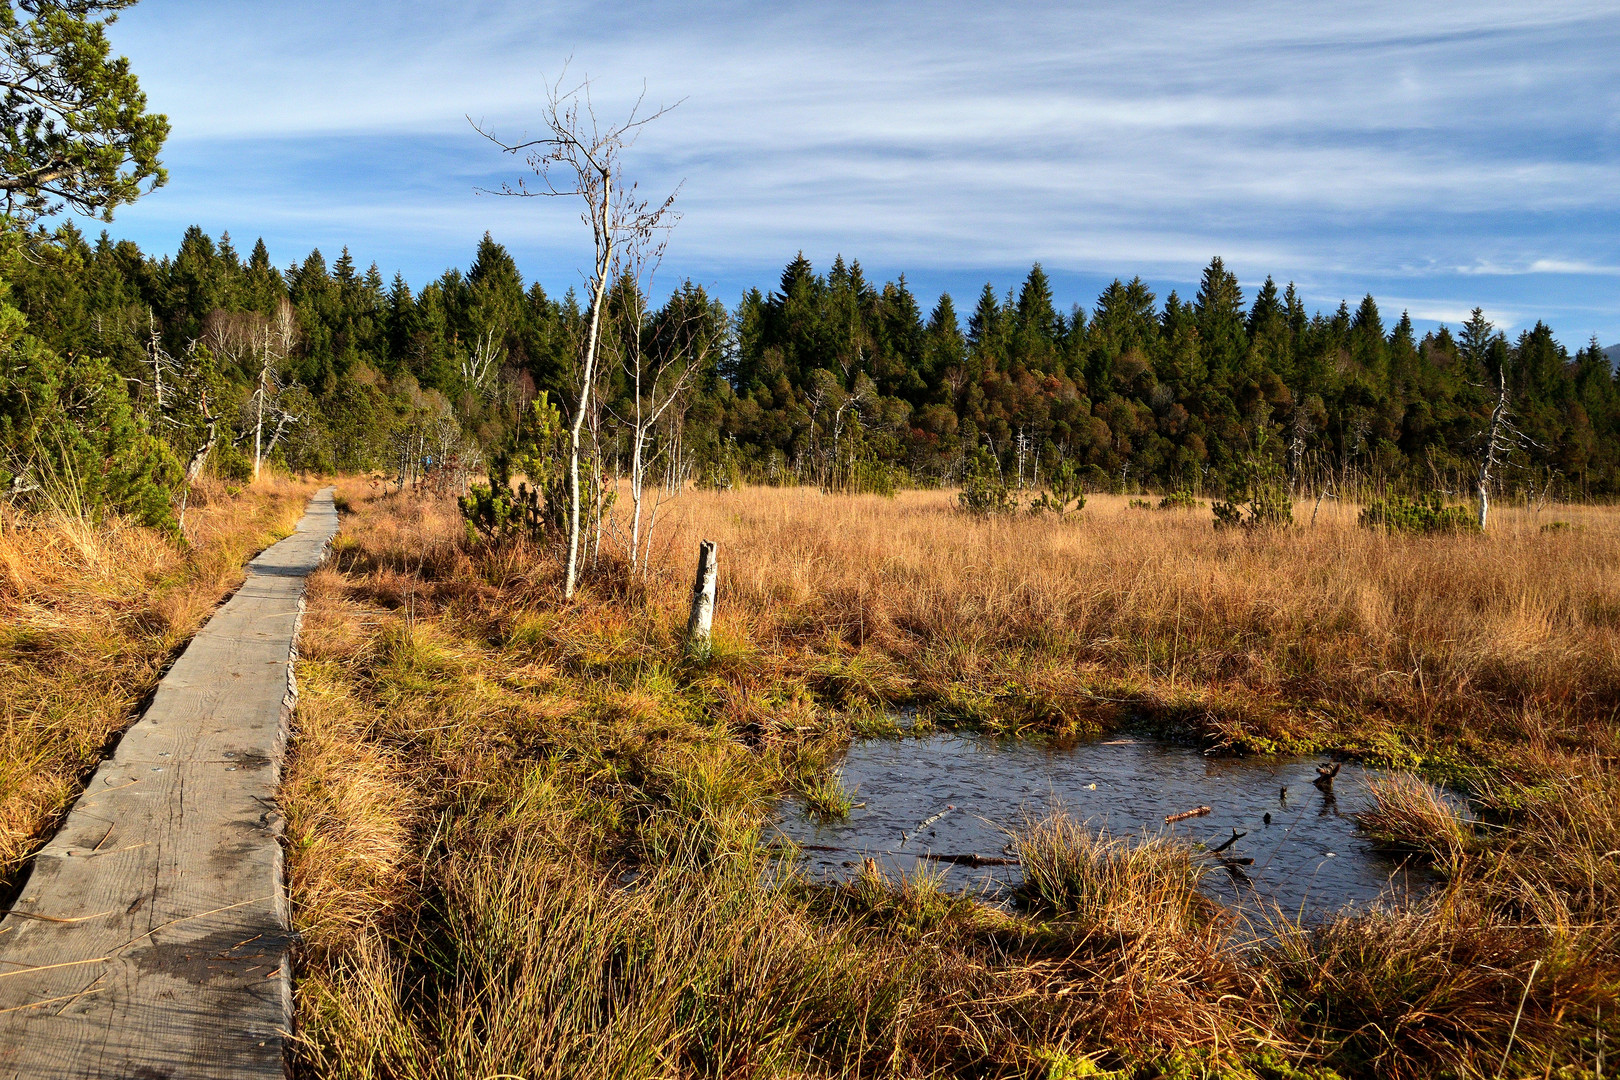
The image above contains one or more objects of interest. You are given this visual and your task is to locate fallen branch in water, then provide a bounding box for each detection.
[916,852,1019,868]
[1166,806,1212,824]
[1221,861,1253,884]
[1210,828,1246,854]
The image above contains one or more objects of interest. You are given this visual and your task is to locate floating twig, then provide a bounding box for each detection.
[1166,806,1211,824]
[900,804,957,847]
[1210,828,1246,855]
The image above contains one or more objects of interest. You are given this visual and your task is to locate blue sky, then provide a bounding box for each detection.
[94,1,1620,345]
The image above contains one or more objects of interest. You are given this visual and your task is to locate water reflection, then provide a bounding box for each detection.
[774,733,1433,920]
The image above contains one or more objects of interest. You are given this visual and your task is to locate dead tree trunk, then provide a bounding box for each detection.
[186,415,217,484]
[1478,364,1509,531]
[685,539,717,657]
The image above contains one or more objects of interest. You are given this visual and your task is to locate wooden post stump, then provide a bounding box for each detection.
[686,539,718,656]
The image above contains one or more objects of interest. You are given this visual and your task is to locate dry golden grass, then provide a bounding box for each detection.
[634,488,1620,765]
[0,473,316,891]
[282,483,1619,1079]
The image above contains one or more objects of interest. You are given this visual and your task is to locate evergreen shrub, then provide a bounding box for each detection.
[213,443,254,483]
[959,450,1015,515]
[1027,459,1085,517]
[1358,494,1478,535]
[1158,489,1201,511]
[1212,450,1293,531]
[459,395,564,544]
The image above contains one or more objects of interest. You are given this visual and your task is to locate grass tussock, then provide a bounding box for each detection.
[801,773,856,820]
[1015,813,1213,937]
[1357,774,1473,873]
[1272,888,1611,1080]
[0,472,315,892]
[282,484,1620,1079]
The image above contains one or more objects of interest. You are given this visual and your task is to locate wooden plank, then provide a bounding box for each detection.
[0,487,339,1079]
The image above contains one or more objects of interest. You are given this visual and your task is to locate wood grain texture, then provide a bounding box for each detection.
[0,488,339,1080]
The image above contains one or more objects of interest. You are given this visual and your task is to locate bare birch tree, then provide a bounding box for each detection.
[604,278,719,573]
[475,74,679,600]
[460,325,504,400]
[247,298,300,481]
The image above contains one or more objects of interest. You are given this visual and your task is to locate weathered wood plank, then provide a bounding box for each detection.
[0,488,339,1079]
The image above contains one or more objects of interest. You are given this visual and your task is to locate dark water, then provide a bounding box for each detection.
[774,733,1434,920]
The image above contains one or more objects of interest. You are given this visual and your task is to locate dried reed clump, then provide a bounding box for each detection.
[0,473,314,889]
[1014,812,1212,937]
[1270,889,1614,1080]
[1357,773,1472,873]
[1471,763,1620,917]
[638,487,1620,751]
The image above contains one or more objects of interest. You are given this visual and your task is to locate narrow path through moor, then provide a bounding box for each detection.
[0,488,339,1080]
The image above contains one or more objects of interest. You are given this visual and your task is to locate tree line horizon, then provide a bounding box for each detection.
[7,218,1619,528]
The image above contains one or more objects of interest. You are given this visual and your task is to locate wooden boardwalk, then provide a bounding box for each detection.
[0,489,339,1079]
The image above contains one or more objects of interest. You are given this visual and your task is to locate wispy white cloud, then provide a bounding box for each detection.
[93,0,1620,341]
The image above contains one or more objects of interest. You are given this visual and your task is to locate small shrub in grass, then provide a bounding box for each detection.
[1158,489,1201,511]
[460,393,566,544]
[1540,520,1573,533]
[1014,812,1210,935]
[1028,459,1086,517]
[959,450,1016,516]
[1127,498,1153,510]
[1358,493,1478,535]
[1212,446,1293,530]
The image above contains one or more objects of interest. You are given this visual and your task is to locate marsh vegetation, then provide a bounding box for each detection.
[278,482,1618,1078]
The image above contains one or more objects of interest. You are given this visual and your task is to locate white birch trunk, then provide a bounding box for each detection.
[565,169,611,601]
[253,386,265,481]
[685,539,717,656]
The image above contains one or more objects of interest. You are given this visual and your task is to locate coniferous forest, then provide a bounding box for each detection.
[3,220,1616,529]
